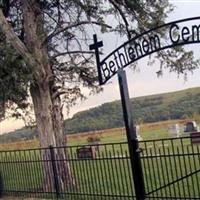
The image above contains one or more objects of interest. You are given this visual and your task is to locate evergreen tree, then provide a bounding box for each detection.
[0,30,31,121]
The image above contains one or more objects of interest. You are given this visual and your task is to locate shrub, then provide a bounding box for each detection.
[87,135,101,143]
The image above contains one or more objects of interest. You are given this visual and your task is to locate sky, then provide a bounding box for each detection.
[1,0,200,134]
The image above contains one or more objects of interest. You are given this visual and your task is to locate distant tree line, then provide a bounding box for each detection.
[0,127,38,143]
[64,88,200,133]
[1,88,200,143]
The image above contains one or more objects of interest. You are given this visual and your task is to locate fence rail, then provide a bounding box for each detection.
[140,136,200,199]
[0,136,200,199]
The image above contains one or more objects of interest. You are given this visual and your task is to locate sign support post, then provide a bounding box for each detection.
[90,17,200,199]
[90,34,145,200]
[118,70,145,200]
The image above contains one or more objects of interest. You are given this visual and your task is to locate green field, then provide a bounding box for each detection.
[1,138,200,199]
[1,120,200,199]
[2,87,200,145]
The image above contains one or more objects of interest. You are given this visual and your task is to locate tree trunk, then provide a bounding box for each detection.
[30,82,55,191]
[20,0,76,192]
[51,95,76,188]
[30,81,76,192]
[0,0,76,191]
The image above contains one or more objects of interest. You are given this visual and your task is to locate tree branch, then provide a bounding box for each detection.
[52,90,67,100]
[108,0,131,39]
[51,50,95,60]
[0,9,42,77]
[43,21,112,45]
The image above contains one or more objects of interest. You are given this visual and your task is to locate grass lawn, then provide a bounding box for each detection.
[0,119,187,150]
[0,119,199,199]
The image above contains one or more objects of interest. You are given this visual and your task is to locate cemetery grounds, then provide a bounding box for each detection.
[1,119,200,199]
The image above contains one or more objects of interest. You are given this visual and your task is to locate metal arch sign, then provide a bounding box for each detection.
[90,16,200,85]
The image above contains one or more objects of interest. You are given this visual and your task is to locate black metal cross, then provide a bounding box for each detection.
[89,34,103,54]
[89,34,103,84]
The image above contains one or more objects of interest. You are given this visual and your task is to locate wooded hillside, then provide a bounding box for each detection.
[64,87,200,133]
[1,87,200,143]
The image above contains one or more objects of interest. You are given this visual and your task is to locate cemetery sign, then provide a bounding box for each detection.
[90,16,200,85]
[90,16,200,200]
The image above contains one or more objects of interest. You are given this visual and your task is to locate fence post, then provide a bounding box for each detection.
[118,70,145,200]
[49,145,60,199]
[0,171,3,198]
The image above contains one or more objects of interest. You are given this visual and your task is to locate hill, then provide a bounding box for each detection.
[1,87,200,143]
[0,127,38,143]
[63,87,200,133]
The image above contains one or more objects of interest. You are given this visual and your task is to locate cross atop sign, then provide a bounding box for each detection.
[89,33,146,200]
[89,34,103,53]
[89,34,103,84]
[91,17,200,85]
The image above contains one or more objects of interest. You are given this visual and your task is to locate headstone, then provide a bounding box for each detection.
[191,132,200,145]
[167,124,181,138]
[77,146,96,159]
[184,121,198,133]
[135,125,143,141]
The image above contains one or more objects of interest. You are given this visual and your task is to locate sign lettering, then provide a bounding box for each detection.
[90,17,200,85]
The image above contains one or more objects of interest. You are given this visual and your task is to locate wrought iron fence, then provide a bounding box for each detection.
[0,136,200,199]
[141,136,200,199]
[0,142,134,199]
